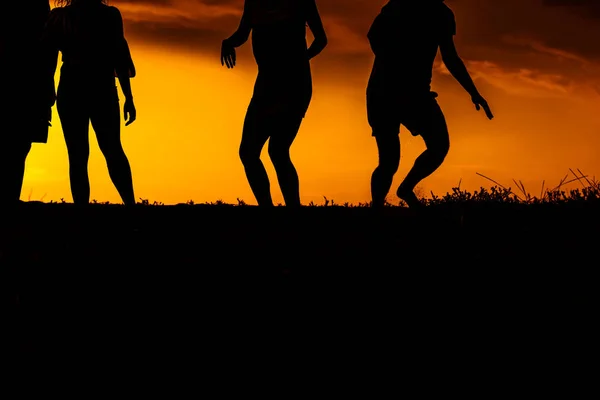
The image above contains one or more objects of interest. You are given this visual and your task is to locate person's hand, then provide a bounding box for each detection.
[221,40,236,69]
[124,98,136,126]
[472,93,494,120]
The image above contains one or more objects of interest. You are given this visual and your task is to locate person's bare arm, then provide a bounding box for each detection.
[113,9,133,99]
[440,35,493,119]
[113,8,136,125]
[306,0,327,60]
[221,2,251,68]
[223,11,252,48]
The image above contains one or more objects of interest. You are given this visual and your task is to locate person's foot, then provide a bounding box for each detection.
[396,186,423,208]
[370,201,386,209]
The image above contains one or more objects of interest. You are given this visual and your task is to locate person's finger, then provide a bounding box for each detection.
[125,111,135,126]
[232,50,236,65]
[221,55,224,66]
[475,103,481,111]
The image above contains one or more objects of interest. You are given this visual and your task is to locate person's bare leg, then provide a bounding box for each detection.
[92,101,135,206]
[371,134,400,208]
[59,99,92,205]
[397,107,450,208]
[268,116,302,208]
[239,107,273,207]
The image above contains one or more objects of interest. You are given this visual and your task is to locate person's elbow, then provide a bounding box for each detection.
[115,66,130,79]
[441,52,463,73]
[316,33,328,49]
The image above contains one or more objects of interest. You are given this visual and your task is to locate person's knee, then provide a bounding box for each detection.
[424,131,450,158]
[239,145,260,166]
[100,145,126,163]
[267,144,291,166]
[430,140,450,161]
[372,128,398,139]
[67,150,90,168]
[377,159,399,176]
[374,136,400,174]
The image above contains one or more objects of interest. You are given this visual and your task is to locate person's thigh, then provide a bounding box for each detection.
[240,100,272,157]
[402,97,449,150]
[374,134,400,168]
[56,89,91,152]
[367,84,402,137]
[90,96,121,152]
[268,111,303,152]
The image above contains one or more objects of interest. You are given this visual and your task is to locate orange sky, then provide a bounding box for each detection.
[23,0,600,205]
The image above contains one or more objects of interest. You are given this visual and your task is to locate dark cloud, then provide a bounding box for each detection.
[103,0,600,95]
[116,0,378,57]
[543,0,600,18]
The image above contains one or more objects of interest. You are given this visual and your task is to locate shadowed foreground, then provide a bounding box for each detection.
[1,201,597,391]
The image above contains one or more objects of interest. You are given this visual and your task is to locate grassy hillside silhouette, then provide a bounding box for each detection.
[2,170,597,383]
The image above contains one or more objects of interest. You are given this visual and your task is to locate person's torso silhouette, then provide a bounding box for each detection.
[249,0,310,68]
[246,0,313,114]
[47,1,135,98]
[368,0,455,96]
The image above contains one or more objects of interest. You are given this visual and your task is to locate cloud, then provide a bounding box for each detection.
[543,0,600,19]
[102,0,600,98]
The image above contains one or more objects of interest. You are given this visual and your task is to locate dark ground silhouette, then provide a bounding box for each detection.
[0,0,596,389]
[368,0,493,209]
[221,0,327,207]
[43,0,137,206]
[1,201,597,388]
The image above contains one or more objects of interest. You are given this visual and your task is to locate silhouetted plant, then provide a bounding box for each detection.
[21,169,599,208]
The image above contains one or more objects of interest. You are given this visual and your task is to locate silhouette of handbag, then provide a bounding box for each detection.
[30,113,51,144]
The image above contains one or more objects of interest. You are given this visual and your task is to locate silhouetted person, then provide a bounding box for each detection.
[367,0,494,208]
[221,0,327,207]
[0,1,54,205]
[43,0,137,205]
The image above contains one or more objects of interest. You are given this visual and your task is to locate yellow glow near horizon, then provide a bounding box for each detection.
[21,36,600,205]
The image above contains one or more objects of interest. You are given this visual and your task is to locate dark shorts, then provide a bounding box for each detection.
[250,70,312,121]
[367,89,448,140]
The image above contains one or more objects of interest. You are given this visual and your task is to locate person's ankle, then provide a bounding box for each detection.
[397,183,414,193]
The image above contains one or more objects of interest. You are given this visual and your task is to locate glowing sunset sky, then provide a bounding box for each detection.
[24,0,600,204]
